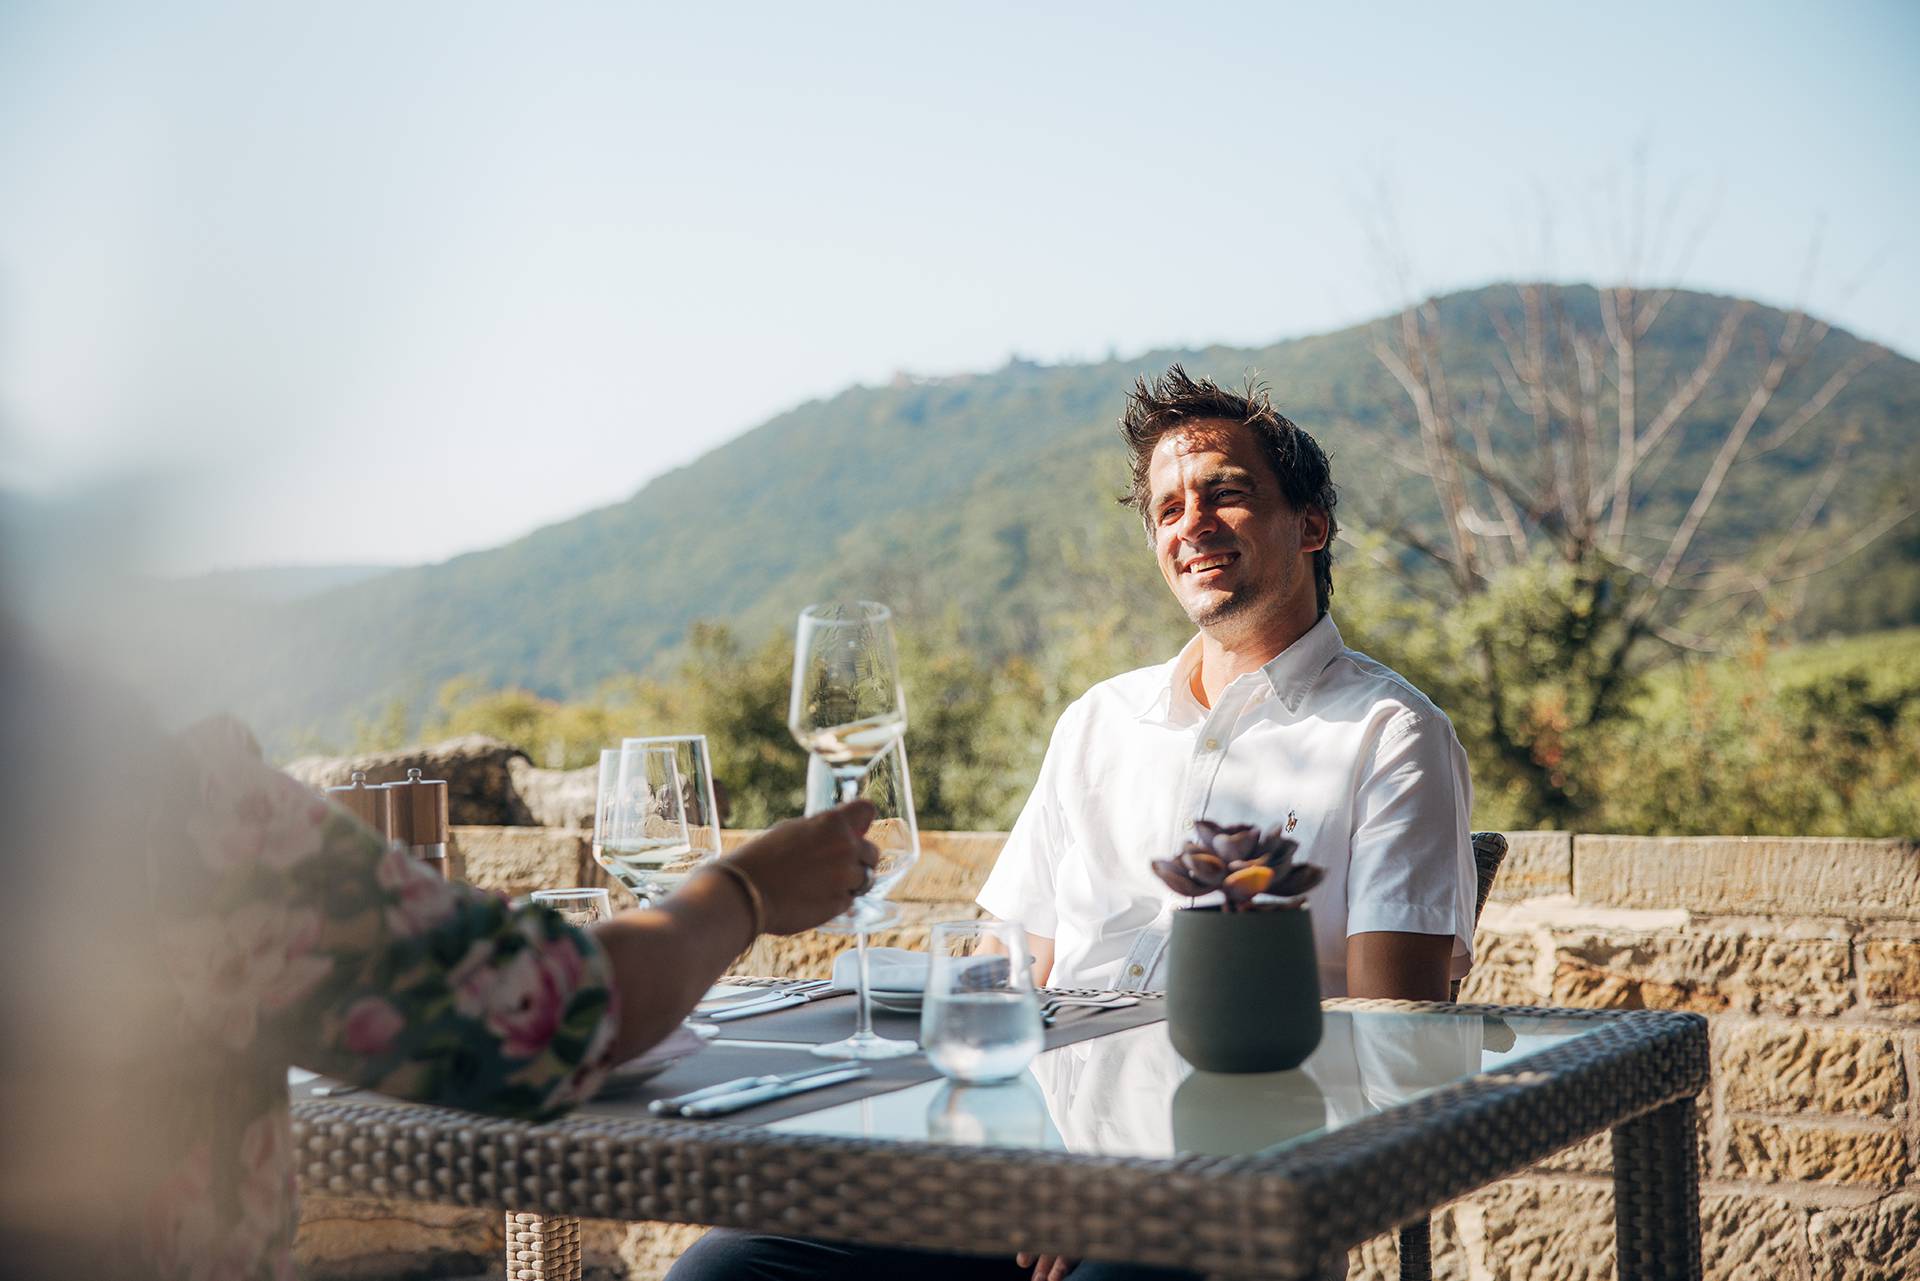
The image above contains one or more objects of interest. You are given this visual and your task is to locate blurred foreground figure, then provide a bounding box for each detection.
[0,615,620,1278]
[0,609,877,1279]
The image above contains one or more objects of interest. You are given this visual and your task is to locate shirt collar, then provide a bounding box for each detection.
[1132,614,1345,722]
[1133,635,1203,724]
[1261,613,1345,714]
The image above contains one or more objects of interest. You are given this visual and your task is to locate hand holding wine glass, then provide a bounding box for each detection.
[720,801,880,933]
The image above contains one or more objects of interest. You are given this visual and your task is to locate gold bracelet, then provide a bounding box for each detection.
[709,861,765,944]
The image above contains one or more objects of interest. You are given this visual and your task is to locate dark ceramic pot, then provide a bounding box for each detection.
[1166,906,1322,1073]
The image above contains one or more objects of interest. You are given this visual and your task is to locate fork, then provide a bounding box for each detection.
[1040,994,1138,1025]
[696,979,831,1015]
[697,979,844,1022]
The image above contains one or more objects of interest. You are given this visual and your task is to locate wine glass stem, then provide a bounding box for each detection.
[853,927,875,1040]
[835,770,862,806]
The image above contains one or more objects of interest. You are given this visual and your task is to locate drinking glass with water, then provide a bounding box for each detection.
[922,921,1044,1083]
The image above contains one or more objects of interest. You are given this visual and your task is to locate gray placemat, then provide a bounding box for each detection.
[578,1040,932,1123]
[291,996,1166,1127]
[579,994,1164,1123]
[701,990,1163,1047]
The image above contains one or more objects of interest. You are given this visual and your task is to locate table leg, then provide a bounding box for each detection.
[506,1211,582,1281]
[1611,1096,1702,1281]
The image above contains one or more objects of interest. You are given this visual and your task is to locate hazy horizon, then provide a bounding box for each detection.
[4,2,1915,575]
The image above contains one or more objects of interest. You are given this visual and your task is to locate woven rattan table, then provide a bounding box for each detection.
[293,998,1707,1280]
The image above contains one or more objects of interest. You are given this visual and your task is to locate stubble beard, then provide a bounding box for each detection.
[1184,585,1254,630]
[1180,559,1299,647]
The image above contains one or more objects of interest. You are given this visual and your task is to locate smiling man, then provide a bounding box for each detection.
[668,368,1472,1281]
[976,364,1476,1006]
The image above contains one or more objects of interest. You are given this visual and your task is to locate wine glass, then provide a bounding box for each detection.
[531,887,615,930]
[621,734,724,862]
[789,602,916,1060]
[788,601,908,806]
[594,744,694,907]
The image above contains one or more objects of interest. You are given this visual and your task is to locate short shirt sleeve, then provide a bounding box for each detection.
[1345,709,1477,978]
[975,705,1080,940]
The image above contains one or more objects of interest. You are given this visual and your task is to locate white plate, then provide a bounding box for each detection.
[869,989,924,1014]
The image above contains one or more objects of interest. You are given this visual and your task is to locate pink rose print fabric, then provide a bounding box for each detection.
[134,719,619,1281]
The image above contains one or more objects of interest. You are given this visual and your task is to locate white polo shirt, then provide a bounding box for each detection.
[976,614,1475,997]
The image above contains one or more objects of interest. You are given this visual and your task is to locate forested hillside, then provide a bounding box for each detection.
[188,284,1917,753]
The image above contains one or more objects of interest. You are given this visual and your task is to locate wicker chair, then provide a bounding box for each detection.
[1394,830,1510,1281]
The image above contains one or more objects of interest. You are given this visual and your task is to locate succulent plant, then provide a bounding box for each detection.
[1151,817,1325,912]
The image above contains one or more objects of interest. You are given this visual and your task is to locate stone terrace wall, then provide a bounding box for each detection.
[298,830,1920,1281]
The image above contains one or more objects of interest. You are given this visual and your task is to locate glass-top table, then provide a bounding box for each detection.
[291,998,1708,1281]
[769,1008,1586,1160]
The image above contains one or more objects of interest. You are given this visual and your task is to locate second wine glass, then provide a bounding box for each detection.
[622,734,725,862]
[594,744,695,907]
[789,601,915,1061]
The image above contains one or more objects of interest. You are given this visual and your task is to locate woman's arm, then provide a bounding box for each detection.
[593,805,878,1062]
[156,718,875,1117]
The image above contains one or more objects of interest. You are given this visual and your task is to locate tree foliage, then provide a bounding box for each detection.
[333,600,1920,839]
[1361,282,1915,822]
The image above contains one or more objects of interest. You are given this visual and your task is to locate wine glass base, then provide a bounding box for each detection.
[815,898,901,935]
[809,1031,920,1060]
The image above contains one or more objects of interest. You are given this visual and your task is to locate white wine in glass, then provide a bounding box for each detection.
[794,711,908,776]
[595,744,694,906]
[788,602,908,805]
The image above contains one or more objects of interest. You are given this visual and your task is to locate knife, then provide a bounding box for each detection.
[678,1065,871,1118]
[702,987,852,1022]
[648,1064,851,1116]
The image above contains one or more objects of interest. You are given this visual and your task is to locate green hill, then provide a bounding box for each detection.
[190,284,1919,750]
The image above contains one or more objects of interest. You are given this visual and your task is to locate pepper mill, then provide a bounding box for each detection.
[384,767,450,878]
[325,771,394,841]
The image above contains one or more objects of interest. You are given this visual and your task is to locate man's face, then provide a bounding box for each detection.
[1146,422,1326,636]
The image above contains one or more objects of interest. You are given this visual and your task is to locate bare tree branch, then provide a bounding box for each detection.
[1587,299,1749,530]
[1335,527,1459,607]
[1599,286,1638,549]
[1650,621,1730,655]
[1340,414,1435,480]
[1465,422,1530,560]
[1636,318,1810,607]
[1766,505,1918,585]
[1761,431,1859,574]
[1751,344,1885,455]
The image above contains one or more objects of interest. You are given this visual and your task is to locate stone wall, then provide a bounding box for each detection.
[298,830,1920,1281]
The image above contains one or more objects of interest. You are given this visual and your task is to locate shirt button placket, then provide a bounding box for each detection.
[1183,690,1239,830]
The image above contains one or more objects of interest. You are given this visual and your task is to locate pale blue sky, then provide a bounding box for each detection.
[2,1,1914,572]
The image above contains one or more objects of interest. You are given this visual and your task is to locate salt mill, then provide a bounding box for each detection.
[324,771,394,841]
[384,767,450,878]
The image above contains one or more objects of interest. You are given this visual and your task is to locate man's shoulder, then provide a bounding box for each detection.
[1321,644,1456,737]
[1054,659,1175,727]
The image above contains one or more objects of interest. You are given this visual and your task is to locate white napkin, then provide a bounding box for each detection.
[833,947,929,992]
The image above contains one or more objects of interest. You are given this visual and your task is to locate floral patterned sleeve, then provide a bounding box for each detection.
[155,718,620,1118]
